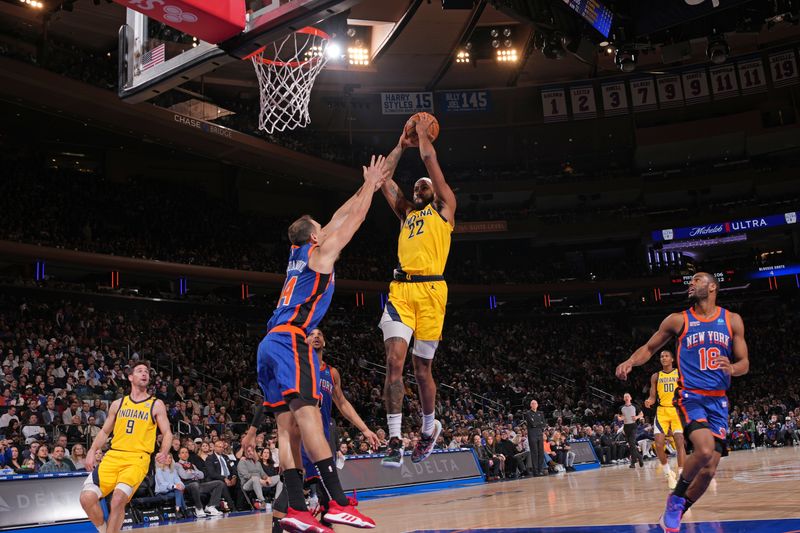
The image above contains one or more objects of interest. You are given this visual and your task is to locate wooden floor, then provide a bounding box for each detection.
[135,447,800,532]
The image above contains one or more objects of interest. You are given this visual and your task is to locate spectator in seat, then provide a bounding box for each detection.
[34,444,49,471]
[61,401,80,426]
[40,444,74,473]
[205,440,239,511]
[64,415,83,443]
[83,415,101,441]
[497,429,519,478]
[155,454,188,518]
[175,446,224,517]
[482,434,504,481]
[71,444,88,470]
[259,448,279,479]
[187,415,204,440]
[42,399,59,427]
[22,414,46,445]
[18,456,36,474]
[237,446,276,508]
[0,406,19,430]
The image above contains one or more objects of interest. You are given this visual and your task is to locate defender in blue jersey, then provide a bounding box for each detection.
[257,155,390,533]
[272,329,380,532]
[616,272,749,533]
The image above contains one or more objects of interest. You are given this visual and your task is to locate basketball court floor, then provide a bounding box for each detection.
[32,446,800,533]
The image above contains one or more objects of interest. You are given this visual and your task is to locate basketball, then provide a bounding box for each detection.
[404,112,440,143]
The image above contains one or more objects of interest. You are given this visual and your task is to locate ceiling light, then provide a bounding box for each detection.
[615,48,637,72]
[325,42,342,60]
[706,33,730,64]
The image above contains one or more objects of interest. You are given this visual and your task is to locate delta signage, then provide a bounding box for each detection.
[652,212,797,242]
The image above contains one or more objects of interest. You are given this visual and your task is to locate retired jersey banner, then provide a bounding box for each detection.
[709,64,739,99]
[380,92,434,115]
[541,88,568,123]
[569,85,597,120]
[737,58,767,94]
[681,69,710,105]
[768,50,799,88]
[600,81,629,116]
[656,75,684,108]
[630,78,657,112]
[438,90,491,112]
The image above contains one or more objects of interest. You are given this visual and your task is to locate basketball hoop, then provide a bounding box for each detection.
[247,26,329,134]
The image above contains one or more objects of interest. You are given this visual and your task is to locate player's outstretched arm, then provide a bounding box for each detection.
[644,373,659,409]
[720,312,749,377]
[311,155,390,274]
[152,399,173,464]
[329,367,379,449]
[84,398,121,470]
[616,313,683,381]
[380,131,415,221]
[415,114,456,223]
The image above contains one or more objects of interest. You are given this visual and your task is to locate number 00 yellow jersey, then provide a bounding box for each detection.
[397,203,453,276]
[111,395,157,454]
[657,369,679,407]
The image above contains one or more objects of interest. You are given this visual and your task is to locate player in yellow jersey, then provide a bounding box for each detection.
[378,113,456,467]
[80,361,172,533]
[645,349,686,489]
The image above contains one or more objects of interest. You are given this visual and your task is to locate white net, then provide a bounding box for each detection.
[250,28,329,134]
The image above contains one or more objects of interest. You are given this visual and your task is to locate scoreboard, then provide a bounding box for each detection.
[561,0,613,38]
[671,270,736,286]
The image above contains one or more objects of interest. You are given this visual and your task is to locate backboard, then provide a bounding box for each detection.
[118,0,361,103]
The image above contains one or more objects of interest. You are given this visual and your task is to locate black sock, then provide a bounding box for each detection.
[271,517,283,533]
[672,475,692,498]
[683,497,695,512]
[314,457,349,506]
[283,468,308,511]
[273,483,288,514]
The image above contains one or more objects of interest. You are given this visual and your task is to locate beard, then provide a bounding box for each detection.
[413,196,432,210]
[688,288,707,303]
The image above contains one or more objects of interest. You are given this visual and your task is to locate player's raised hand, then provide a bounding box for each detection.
[414,112,435,136]
[363,155,389,191]
[362,429,380,451]
[399,126,417,149]
[616,359,633,381]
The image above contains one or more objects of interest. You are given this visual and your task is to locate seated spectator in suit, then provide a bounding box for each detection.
[40,445,74,473]
[64,415,83,443]
[175,446,224,517]
[155,454,188,518]
[204,440,239,511]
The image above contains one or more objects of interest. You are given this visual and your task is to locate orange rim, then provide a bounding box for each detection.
[243,26,330,67]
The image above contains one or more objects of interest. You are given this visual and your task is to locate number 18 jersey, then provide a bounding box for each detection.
[676,307,733,392]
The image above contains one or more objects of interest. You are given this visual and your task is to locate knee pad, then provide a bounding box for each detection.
[81,474,103,498]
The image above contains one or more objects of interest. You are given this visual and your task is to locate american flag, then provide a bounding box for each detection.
[141,43,165,71]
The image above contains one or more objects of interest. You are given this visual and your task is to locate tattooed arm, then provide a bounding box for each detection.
[380,132,415,221]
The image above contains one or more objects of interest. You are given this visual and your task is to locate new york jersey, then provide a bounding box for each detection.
[318,363,334,433]
[268,244,334,333]
[677,307,733,392]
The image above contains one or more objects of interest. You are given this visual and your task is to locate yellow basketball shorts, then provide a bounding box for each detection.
[93,449,151,499]
[654,406,684,435]
[382,280,447,342]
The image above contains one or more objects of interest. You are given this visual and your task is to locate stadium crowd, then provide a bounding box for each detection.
[0,291,797,503]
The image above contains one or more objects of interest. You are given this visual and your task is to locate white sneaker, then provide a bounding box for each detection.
[205,506,222,516]
[665,469,677,490]
[194,508,206,518]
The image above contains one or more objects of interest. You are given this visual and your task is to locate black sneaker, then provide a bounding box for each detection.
[381,437,404,468]
[411,420,442,464]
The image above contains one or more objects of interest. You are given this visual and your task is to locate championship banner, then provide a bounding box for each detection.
[768,50,799,88]
[600,81,629,116]
[709,64,739,99]
[656,75,684,108]
[681,69,710,105]
[541,87,568,123]
[652,211,798,242]
[629,78,657,112]
[380,92,434,115]
[569,85,597,120]
[737,58,767,94]
[454,221,508,234]
[438,90,491,112]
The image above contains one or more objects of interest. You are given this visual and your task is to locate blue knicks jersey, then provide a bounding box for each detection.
[267,244,334,333]
[677,307,733,391]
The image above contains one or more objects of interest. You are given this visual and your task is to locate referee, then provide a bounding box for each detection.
[525,399,546,476]
[621,393,644,468]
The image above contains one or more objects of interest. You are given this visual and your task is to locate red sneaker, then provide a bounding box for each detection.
[279,508,334,533]
[324,500,376,529]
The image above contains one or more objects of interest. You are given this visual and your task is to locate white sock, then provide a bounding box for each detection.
[422,412,435,436]
[387,413,402,439]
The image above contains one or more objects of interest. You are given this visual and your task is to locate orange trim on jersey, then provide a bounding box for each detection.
[711,431,725,439]
[696,418,708,423]
[268,324,307,338]
[281,389,298,396]
[686,389,726,397]
[689,306,721,323]
[301,293,324,330]
[308,244,318,257]
[307,341,320,401]
[263,400,286,407]
[676,394,691,424]
[723,308,733,338]
[291,333,301,393]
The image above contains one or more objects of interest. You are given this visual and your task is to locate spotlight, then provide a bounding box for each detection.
[706,33,730,64]
[605,46,614,55]
[346,27,357,38]
[504,39,512,48]
[347,46,369,66]
[502,27,512,37]
[491,39,500,48]
[541,33,565,60]
[490,29,499,38]
[615,48,637,72]
[325,42,342,60]
[455,50,471,63]
[465,42,473,51]
[496,48,519,63]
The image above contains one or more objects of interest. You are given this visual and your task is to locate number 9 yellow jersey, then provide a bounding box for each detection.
[110,395,157,454]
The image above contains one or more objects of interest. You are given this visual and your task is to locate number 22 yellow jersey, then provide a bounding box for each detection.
[397,203,452,276]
